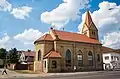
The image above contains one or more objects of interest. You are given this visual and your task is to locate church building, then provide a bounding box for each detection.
[34,10,103,72]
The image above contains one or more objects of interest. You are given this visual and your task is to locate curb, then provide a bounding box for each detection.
[0,71,105,78]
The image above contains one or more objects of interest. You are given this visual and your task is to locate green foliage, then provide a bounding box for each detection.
[0,48,19,64]
[8,48,19,64]
[0,48,7,59]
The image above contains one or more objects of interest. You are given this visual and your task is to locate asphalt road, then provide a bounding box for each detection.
[5,71,120,79]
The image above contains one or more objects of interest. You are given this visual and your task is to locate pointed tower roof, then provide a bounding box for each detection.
[84,10,93,28]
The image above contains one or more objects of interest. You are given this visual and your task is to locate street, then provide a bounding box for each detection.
[7,71,120,79]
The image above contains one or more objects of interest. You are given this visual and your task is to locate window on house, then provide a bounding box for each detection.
[65,49,71,67]
[117,57,119,60]
[45,61,46,68]
[77,50,83,66]
[52,61,57,68]
[114,56,119,61]
[97,54,100,62]
[111,56,113,60]
[38,50,41,61]
[105,56,109,60]
[88,51,93,66]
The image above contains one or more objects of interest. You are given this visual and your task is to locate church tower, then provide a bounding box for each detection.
[81,10,98,40]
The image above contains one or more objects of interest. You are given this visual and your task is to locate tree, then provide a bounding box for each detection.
[8,48,19,63]
[0,48,7,59]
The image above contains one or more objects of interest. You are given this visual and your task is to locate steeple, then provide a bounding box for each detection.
[84,10,93,28]
[81,10,99,40]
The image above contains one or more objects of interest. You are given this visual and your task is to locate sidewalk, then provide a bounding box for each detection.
[0,69,105,78]
[0,69,43,78]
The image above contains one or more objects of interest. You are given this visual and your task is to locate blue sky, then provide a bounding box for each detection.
[0,0,120,50]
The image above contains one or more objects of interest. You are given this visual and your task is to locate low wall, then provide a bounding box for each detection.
[7,64,33,70]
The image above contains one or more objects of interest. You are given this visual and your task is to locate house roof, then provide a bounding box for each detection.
[26,56,34,62]
[34,34,53,43]
[52,30,101,44]
[23,51,35,57]
[35,30,101,44]
[44,51,62,58]
[101,46,115,53]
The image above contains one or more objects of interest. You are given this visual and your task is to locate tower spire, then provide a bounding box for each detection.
[84,10,93,28]
[81,10,99,40]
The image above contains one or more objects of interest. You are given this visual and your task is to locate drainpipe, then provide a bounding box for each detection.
[93,44,96,70]
[42,40,46,72]
[73,41,76,71]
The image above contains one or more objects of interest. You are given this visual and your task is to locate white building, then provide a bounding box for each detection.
[103,52,120,70]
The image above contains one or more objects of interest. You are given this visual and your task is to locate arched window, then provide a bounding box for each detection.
[77,50,83,66]
[38,50,41,61]
[97,54,100,62]
[65,49,71,67]
[88,51,93,66]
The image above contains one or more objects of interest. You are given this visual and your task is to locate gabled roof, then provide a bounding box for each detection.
[23,51,35,57]
[44,51,61,58]
[101,46,115,53]
[35,30,101,44]
[26,56,34,62]
[52,30,101,44]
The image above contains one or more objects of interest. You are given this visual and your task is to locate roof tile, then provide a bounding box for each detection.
[53,30,101,44]
[23,51,35,57]
[35,30,101,44]
[35,34,53,43]
[85,10,93,28]
[44,51,61,58]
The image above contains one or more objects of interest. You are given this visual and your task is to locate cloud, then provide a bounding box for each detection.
[14,28,43,45]
[0,0,32,19]
[78,1,120,48]
[0,33,10,48]
[0,0,12,11]
[0,29,45,50]
[102,31,120,49]
[41,0,91,29]
[11,6,32,20]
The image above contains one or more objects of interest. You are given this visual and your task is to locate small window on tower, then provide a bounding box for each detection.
[92,31,94,34]
[84,31,87,35]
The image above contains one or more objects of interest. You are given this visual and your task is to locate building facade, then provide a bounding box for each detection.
[34,11,103,73]
[102,48,120,70]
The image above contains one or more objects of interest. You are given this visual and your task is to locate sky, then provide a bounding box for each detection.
[0,0,120,50]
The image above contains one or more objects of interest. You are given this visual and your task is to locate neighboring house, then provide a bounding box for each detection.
[34,10,104,73]
[102,47,120,70]
[19,51,35,64]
